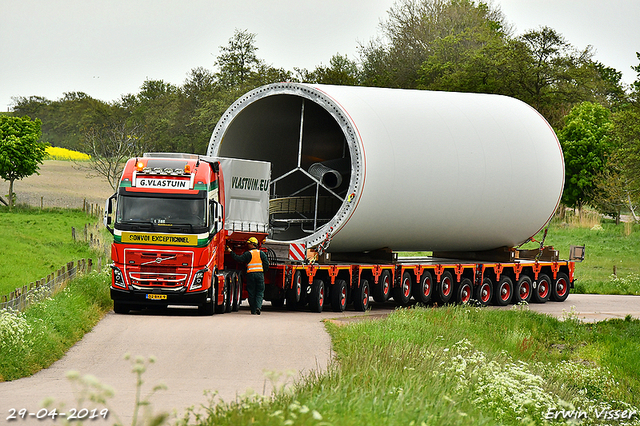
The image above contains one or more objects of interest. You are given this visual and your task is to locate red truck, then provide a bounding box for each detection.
[105,153,583,315]
[104,153,270,315]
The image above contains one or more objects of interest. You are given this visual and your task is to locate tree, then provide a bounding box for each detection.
[0,115,47,209]
[81,120,148,191]
[298,54,361,85]
[215,29,261,88]
[558,102,613,210]
[359,0,509,88]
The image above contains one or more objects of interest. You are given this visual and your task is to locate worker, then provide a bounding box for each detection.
[226,237,269,315]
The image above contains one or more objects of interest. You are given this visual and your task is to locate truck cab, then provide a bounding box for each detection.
[104,153,226,314]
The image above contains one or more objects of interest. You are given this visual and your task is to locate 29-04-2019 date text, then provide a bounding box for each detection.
[6,408,109,421]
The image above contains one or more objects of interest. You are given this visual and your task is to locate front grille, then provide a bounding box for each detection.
[128,272,188,289]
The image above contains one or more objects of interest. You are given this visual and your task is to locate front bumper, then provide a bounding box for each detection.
[110,286,209,307]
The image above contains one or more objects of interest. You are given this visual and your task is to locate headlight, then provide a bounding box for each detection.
[112,266,126,289]
[190,269,207,290]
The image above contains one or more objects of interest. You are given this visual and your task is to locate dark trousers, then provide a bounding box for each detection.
[246,272,265,314]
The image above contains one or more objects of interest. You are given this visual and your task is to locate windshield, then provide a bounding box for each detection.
[116,195,207,231]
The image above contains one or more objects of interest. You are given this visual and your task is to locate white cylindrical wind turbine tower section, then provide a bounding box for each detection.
[208,83,565,253]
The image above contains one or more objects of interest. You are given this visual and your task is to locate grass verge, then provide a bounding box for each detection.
[522,219,640,295]
[0,206,102,296]
[178,306,640,426]
[0,269,112,381]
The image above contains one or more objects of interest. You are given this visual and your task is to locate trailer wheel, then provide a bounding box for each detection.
[113,301,130,314]
[532,274,551,303]
[394,271,413,306]
[494,276,513,306]
[412,270,433,304]
[231,272,241,311]
[309,278,325,313]
[353,278,370,312]
[436,271,454,304]
[456,278,473,304]
[513,276,533,304]
[287,270,304,310]
[373,270,392,303]
[475,277,492,306]
[331,279,348,312]
[551,272,570,302]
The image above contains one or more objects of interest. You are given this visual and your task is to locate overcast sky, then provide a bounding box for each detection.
[1,0,639,112]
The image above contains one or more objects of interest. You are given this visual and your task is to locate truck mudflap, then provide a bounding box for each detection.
[110,286,209,308]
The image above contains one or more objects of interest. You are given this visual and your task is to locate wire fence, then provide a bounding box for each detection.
[0,258,101,312]
[0,199,110,312]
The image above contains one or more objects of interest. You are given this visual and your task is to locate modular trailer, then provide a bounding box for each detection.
[105,84,583,314]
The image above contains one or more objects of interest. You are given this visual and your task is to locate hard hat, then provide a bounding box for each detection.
[247,237,259,245]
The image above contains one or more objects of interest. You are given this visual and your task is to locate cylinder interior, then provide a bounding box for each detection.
[216,94,351,242]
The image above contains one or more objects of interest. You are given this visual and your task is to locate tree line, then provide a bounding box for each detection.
[5,0,640,220]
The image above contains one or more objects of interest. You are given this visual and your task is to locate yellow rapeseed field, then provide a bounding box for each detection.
[45,146,91,161]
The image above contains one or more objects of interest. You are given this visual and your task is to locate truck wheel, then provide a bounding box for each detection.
[231,272,241,311]
[113,301,130,314]
[551,272,570,302]
[532,274,551,303]
[309,278,325,313]
[456,278,473,304]
[215,278,227,314]
[353,278,370,312]
[493,276,513,306]
[287,270,304,310]
[225,275,233,313]
[412,270,433,305]
[513,276,533,304]
[394,271,413,306]
[331,279,348,312]
[200,285,215,316]
[436,271,454,304]
[373,270,392,303]
[475,277,492,306]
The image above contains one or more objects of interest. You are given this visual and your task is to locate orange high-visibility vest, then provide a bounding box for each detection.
[247,249,263,273]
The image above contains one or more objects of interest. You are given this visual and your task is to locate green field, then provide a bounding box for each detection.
[521,217,640,295]
[0,206,104,297]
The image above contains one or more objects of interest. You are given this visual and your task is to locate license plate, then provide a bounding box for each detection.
[146,294,167,300]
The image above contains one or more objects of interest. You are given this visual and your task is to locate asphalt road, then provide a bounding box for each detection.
[1,294,639,425]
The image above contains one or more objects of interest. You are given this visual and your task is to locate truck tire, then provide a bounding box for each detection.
[475,277,492,306]
[287,270,304,310]
[513,275,533,304]
[532,274,551,303]
[394,271,413,306]
[456,278,473,304]
[113,301,130,314]
[215,278,227,314]
[551,272,570,302]
[225,274,233,313]
[200,284,215,316]
[494,276,513,306]
[353,278,370,312]
[231,272,241,311]
[412,270,433,305]
[436,271,454,304]
[373,270,392,303]
[331,279,348,312]
[309,278,325,313]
